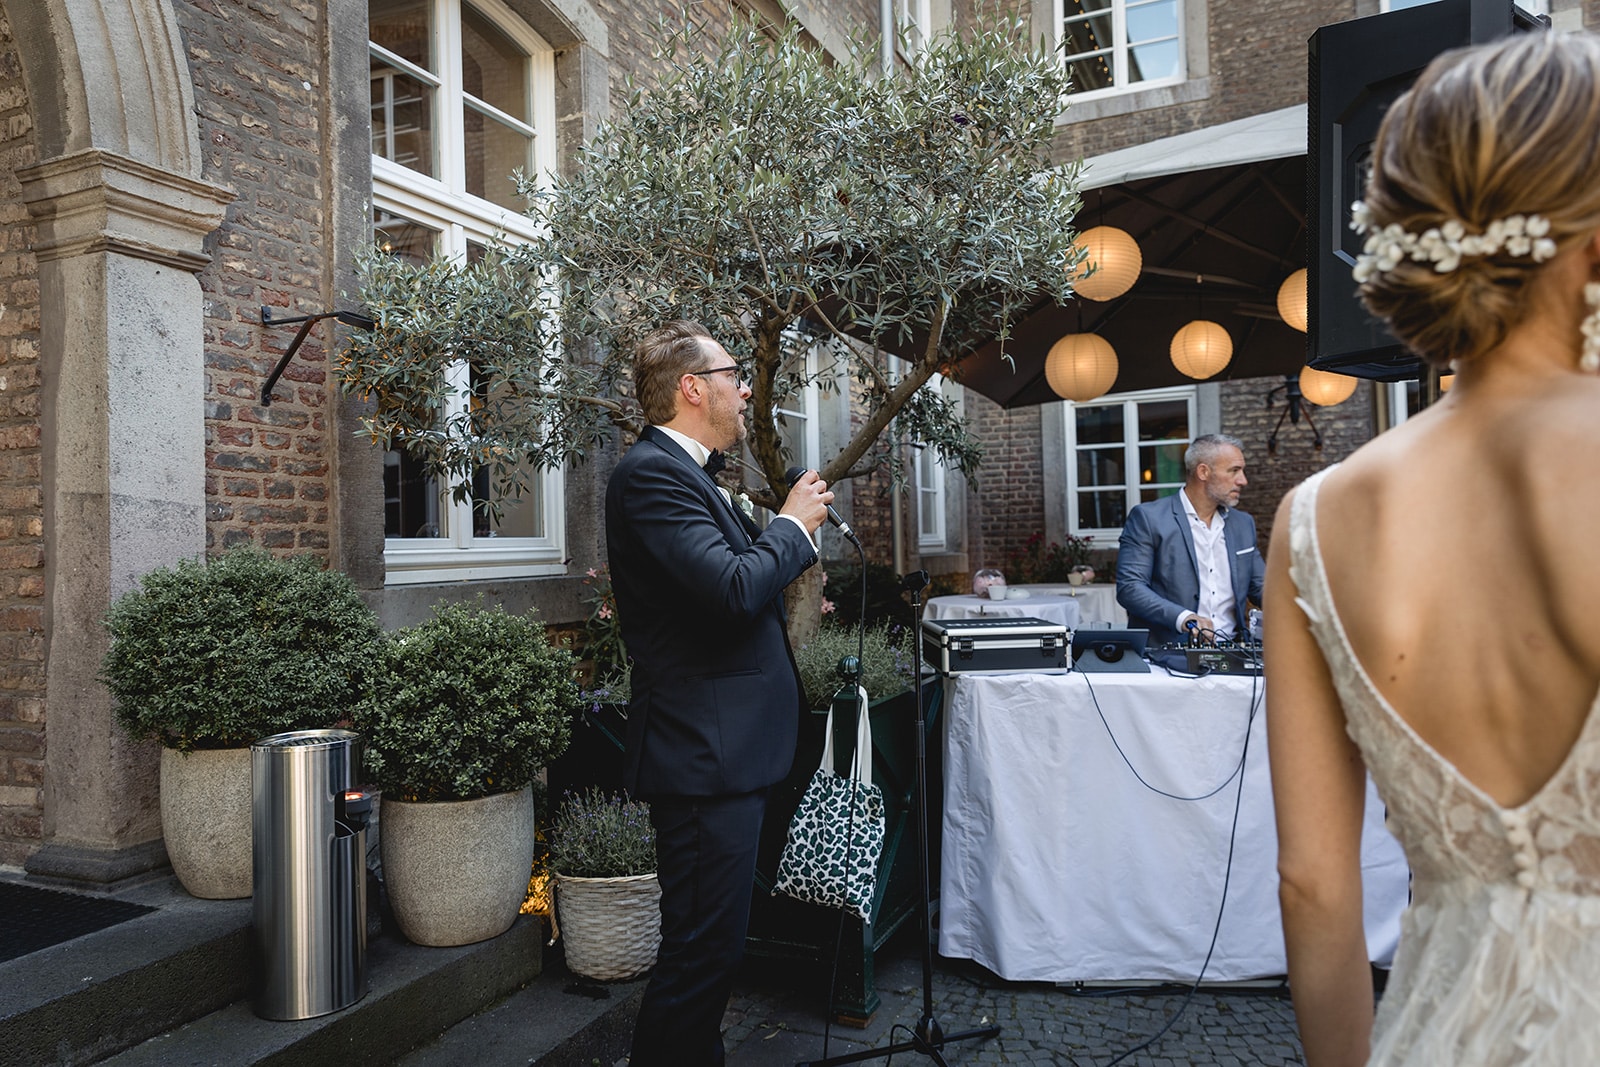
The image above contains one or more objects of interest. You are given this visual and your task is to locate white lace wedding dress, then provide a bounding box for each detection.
[1289,467,1600,1065]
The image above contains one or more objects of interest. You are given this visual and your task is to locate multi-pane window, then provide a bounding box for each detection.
[1057,0,1183,97]
[897,0,933,55]
[774,345,821,477]
[915,441,947,548]
[370,0,542,212]
[369,0,562,585]
[1065,387,1195,536]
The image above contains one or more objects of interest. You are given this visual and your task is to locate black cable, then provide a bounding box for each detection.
[1095,668,1263,1066]
[817,532,868,1060]
[1080,670,1262,801]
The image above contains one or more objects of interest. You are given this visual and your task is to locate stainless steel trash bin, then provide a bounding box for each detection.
[251,728,370,1020]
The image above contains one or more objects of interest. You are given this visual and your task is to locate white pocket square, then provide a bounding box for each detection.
[1234,546,1256,555]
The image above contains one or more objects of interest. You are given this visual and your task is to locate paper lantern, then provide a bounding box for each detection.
[1169,320,1233,380]
[1045,333,1119,402]
[1277,268,1308,332]
[1299,365,1359,406]
[1070,226,1142,301]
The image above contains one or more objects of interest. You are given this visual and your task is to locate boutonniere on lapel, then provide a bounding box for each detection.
[736,492,755,521]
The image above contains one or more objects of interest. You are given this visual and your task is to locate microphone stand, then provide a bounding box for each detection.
[798,570,1000,1067]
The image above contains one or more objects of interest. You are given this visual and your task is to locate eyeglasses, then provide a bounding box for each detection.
[688,364,748,387]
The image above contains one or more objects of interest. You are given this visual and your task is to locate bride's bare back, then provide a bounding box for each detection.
[1313,369,1600,808]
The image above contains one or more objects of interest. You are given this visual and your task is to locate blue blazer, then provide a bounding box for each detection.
[1114,492,1265,646]
[605,426,818,798]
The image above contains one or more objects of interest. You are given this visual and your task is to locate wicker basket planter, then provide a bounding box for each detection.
[553,871,662,981]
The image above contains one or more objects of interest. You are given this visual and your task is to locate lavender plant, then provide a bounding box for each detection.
[548,788,656,878]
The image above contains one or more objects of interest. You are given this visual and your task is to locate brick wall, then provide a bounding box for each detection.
[585,0,881,108]
[832,374,897,566]
[178,0,335,557]
[964,392,1045,574]
[1221,377,1374,551]
[1052,0,1359,160]
[0,4,43,868]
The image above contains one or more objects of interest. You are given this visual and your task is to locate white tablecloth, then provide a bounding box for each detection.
[939,669,1410,982]
[1013,584,1126,629]
[925,593,1082,633]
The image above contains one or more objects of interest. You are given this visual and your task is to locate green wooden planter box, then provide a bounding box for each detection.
[746,681,944,1025]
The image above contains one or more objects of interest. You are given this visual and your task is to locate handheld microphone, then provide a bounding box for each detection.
[784,466,859,545]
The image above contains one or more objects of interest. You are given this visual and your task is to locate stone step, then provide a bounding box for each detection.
[0,872,592,1067]
[0,876,252,1067]
[96,917,548,1067]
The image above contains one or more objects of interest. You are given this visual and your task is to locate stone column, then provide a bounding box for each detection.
[18,149,231,883]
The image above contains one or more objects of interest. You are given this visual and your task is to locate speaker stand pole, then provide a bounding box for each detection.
[797,571,1000,1067]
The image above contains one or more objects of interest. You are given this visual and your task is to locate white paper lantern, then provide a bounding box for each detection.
[1298,366,1359,406]
[1277,268,1308,332]
[1169,320,1233,380]
[1070,226,1142,302]
[1045,333,1119,402]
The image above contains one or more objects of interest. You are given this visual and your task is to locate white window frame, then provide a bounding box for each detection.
[773,343,821,475]
[1053,0,1186,103]
[896,0,933,58]
[885,359,951,551]
[1063,385,1196,541]
[914,437,948,550]
[371,0,564,586]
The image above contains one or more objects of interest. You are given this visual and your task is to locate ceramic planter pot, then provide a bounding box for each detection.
[381,786,536,947]
[160,746,253,899]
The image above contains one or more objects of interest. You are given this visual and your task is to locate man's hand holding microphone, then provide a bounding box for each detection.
[780,467,857,544]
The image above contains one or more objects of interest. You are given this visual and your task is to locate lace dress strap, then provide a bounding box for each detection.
[1285,465,1339,639]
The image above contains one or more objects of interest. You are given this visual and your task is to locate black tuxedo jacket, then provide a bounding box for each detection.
[605,426,818,798]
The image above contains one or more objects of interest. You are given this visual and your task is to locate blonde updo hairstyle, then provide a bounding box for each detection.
[1358,31,1600,369]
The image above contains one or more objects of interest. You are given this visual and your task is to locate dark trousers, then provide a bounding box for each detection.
[628,790,768,1067]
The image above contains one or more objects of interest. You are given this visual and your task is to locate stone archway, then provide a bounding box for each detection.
[7,0,232,882]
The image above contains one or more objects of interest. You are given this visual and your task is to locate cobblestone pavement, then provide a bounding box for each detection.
[720,935,1306,1067]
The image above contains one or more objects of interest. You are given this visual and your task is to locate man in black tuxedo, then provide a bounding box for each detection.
[605,320,832,1066]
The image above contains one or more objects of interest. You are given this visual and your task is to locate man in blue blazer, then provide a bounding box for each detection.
[1115,433,1266,646]
[605,320,832,1066]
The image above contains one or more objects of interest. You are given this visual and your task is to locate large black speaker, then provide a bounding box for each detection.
[1308,0,1548,381]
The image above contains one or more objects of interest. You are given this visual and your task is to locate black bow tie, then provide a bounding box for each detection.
[703,450,726,476]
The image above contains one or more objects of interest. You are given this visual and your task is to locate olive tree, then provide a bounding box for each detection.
[341,16,1084,518]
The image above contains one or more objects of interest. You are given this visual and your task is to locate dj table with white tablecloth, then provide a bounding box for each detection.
[938,668,1410,983]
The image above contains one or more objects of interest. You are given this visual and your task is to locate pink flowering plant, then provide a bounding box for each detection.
[582,566,628,678]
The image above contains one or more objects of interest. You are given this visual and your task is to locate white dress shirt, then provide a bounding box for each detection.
[654,426,808,538]
[1177,489,1237,640]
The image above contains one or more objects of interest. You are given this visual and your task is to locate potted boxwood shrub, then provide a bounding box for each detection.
[547,788,659,981]
[101,549,383,899]
[360,600,577,947]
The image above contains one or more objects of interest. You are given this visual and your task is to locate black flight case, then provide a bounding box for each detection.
[920,616,1070,676]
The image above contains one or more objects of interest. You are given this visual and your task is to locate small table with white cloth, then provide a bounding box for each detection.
[1012,584,1127,629]
[924,593,1082,633]
[938,667,1410,982]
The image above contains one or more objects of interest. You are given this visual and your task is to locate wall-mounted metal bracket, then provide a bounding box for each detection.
[258,307,375,406]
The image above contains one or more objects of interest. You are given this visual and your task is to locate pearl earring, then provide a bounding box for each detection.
[1582,283,1600,374]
